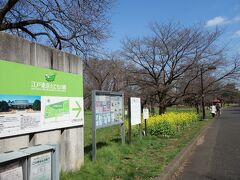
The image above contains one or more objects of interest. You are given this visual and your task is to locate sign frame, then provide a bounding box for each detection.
[92,90,125,161]
[0,152,28,180]
[0,144,59,180]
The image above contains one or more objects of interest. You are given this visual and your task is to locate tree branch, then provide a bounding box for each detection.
[0,0,19,23]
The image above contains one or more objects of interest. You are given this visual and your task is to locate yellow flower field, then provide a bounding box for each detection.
[147,112,199,136]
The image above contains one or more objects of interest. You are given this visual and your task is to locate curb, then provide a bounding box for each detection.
[156,117,217,180]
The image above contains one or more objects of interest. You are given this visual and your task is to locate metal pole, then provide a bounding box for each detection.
[200,67,206,120]
[121,123,125,144]
[144,119,147,136]
[128,98,132,144]
[92,91,96,161]
[139,124,142,140]
[50,144,60,180]
[121,93,125,144]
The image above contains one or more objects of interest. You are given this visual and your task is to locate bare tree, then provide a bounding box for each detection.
[218,83,240,104]
[182,54,240,113]
[0,0,112,54]
[83,54,128,109]
[122,23,239,114]
[181,69,222,113]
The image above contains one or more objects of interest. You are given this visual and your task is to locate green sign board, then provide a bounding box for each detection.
[0,60,83,97]
[0,60,84,138]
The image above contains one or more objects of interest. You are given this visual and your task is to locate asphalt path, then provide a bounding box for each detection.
[175,106,240,180]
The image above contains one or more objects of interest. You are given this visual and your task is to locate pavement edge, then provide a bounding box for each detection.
[156,117,217,180]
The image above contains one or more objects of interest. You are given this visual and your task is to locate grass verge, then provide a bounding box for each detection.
[61,111,212,179]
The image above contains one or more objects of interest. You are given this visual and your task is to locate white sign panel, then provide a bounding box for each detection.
[130,97,141,125]
[0,166,23,180]
[0,95,84,138]
[95,94,123,128]
[29,152,51,180]
[143,108,149,119]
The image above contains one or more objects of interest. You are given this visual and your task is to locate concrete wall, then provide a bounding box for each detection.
[0,32,84,171]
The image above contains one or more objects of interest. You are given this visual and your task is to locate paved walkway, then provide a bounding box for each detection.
[175,106,240,180]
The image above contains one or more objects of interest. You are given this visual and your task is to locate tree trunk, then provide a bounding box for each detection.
[195,103,199,114]
[157,91,166,115]
[150,99,155,114]
[159,105,166,115]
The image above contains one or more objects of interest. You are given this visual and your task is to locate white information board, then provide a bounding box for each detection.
[29,152,51,180]
[130,97,141,125]
[92,91,125,160]
[143,108,149,119]
[94,92,123,128]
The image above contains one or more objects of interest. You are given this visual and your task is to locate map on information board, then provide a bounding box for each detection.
[94,92,123,128]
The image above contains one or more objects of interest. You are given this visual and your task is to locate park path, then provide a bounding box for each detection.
[175,106,240,180]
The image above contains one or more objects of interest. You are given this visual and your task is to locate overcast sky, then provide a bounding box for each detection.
[104,0,240,55]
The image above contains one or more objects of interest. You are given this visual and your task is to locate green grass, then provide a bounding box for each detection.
[61,108,212,180]
[166,106,197,113]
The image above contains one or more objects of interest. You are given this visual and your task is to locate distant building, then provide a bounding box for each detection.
[10,100,32,109]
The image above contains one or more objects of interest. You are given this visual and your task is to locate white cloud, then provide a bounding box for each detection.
[234,30,240,37]
[233,16,240,22]
[205,16,229,27]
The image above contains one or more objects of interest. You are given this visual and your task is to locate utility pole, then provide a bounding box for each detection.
[200,67,205,119]
[200,65,216,120]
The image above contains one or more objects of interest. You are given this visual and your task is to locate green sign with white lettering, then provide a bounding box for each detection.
[0,60,83,97]
[0,60,84,138]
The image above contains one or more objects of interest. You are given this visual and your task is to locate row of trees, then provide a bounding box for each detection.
[0,100,41,112]
[84,24,240,113]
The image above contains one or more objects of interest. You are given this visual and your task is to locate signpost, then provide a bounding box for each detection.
[92,90,125,161]
[128,97,141,144]
[0,60,84,138]
[143,108,149,136]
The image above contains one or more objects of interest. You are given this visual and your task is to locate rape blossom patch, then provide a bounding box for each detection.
[147,112,199,136]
